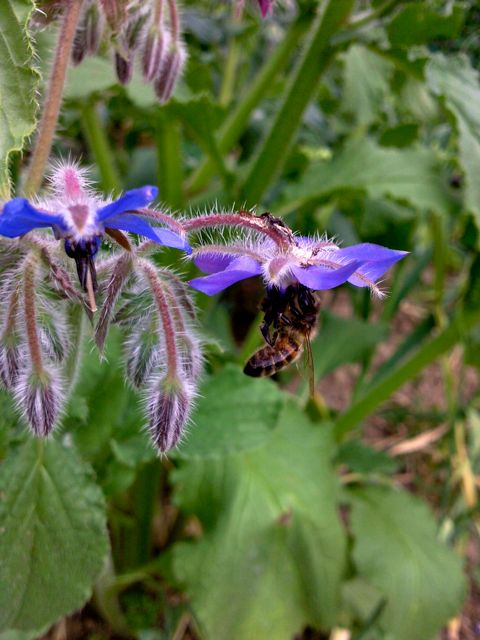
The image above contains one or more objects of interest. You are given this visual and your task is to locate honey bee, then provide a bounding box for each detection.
[244,283,320,393]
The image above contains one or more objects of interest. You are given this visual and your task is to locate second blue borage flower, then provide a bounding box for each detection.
[186,211,407,297]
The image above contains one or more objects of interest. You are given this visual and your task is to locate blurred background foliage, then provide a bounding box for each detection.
[1,0,480,639]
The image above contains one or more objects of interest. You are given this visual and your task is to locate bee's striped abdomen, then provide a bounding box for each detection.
[243,335,302,378]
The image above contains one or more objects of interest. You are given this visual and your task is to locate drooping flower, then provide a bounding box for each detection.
[0,163,190,295]
[187,212,407,297]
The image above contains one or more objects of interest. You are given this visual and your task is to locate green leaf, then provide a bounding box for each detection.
[336,441,398,475]
[342,45,391,126]
[169,97,229,187]
[280,138,451,215]
[387,5,465,47]
[313,311,388,381]
[172,402,346,640]
[0,0,39,198]
[349,486,466,640]
[426,54,480,227]
[177,365,285,459]
[0,439,109,635]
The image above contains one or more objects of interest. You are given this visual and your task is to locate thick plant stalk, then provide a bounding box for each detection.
[23,0,85,197]
[240,0,355,204]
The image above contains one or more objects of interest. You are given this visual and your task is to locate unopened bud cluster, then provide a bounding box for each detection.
[69,0,186,103]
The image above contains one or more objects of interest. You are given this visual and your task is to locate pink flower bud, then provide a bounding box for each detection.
[115,51,134,84]
[142,28,167,82]
[153,40,186,104]
[147,376,193,452]
[15,369,63,437]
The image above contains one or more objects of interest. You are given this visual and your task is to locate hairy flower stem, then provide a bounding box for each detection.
[4,288,19,339]
[140,259,179,379]
[23,0,85,197]
[23,259,44,375]
[183,212,290,249]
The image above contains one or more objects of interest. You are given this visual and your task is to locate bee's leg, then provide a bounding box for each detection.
[260,321,278,346]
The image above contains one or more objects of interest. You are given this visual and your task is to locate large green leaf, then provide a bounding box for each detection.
[349,486,466,640]
[342,45,392,126]
[0,0,38,198]
[172,402,346,640]
[177,365,284,459]
[426,54,480,226]
[0,439,109,635]
[387,4,465,47]
[279,138,451,215]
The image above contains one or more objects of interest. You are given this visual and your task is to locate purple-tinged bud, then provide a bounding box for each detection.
[115,51,134,84]
[142,27,166,82]
[100,0,130,32]
[15,369,63,437]
[95,253,133,351]
[125,323,160,388]
[37,307,70,364]
[124,6,151,51]
[0,286,22,389]
[153,39,186,104]
[178,332,203,383]
[72,1,105,65]
[0,341,22,390]
[147,376,193,452]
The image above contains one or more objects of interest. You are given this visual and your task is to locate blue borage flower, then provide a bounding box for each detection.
[0,163,191,292]
[188,229,407,297]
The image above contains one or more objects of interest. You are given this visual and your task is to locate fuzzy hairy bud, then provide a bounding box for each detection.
[153,39,186,103]
[115,51,134,84]
[100,0,130,31]
[124,6,151,51]
[142,27,167,82]
[125,321,161,388]
[147,376,193,452]
[15,369,63,437]
[0,341,22,389]
[72,1,105,65]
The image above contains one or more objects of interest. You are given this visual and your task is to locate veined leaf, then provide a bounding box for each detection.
[349,486,466,640]
[172,402,346,640]
[0,0,39,198]
[426,54,480,227]
[279,138,451,215]
[387,5,465,47]
[343,45,392,126]
[0,439,109,635]
[177,365,284,459]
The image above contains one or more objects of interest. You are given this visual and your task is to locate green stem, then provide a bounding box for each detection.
[23,0,85,196]
[155,113,183,209]
[240,0,356,205]
[334,308,480,439]
[64,303,86,399]
[219,4,244,107]
[81,100,122,194]
[186,14,309,194]
[126,461,162,566]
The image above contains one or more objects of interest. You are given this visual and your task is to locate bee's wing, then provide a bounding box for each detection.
[304,332,315,397]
